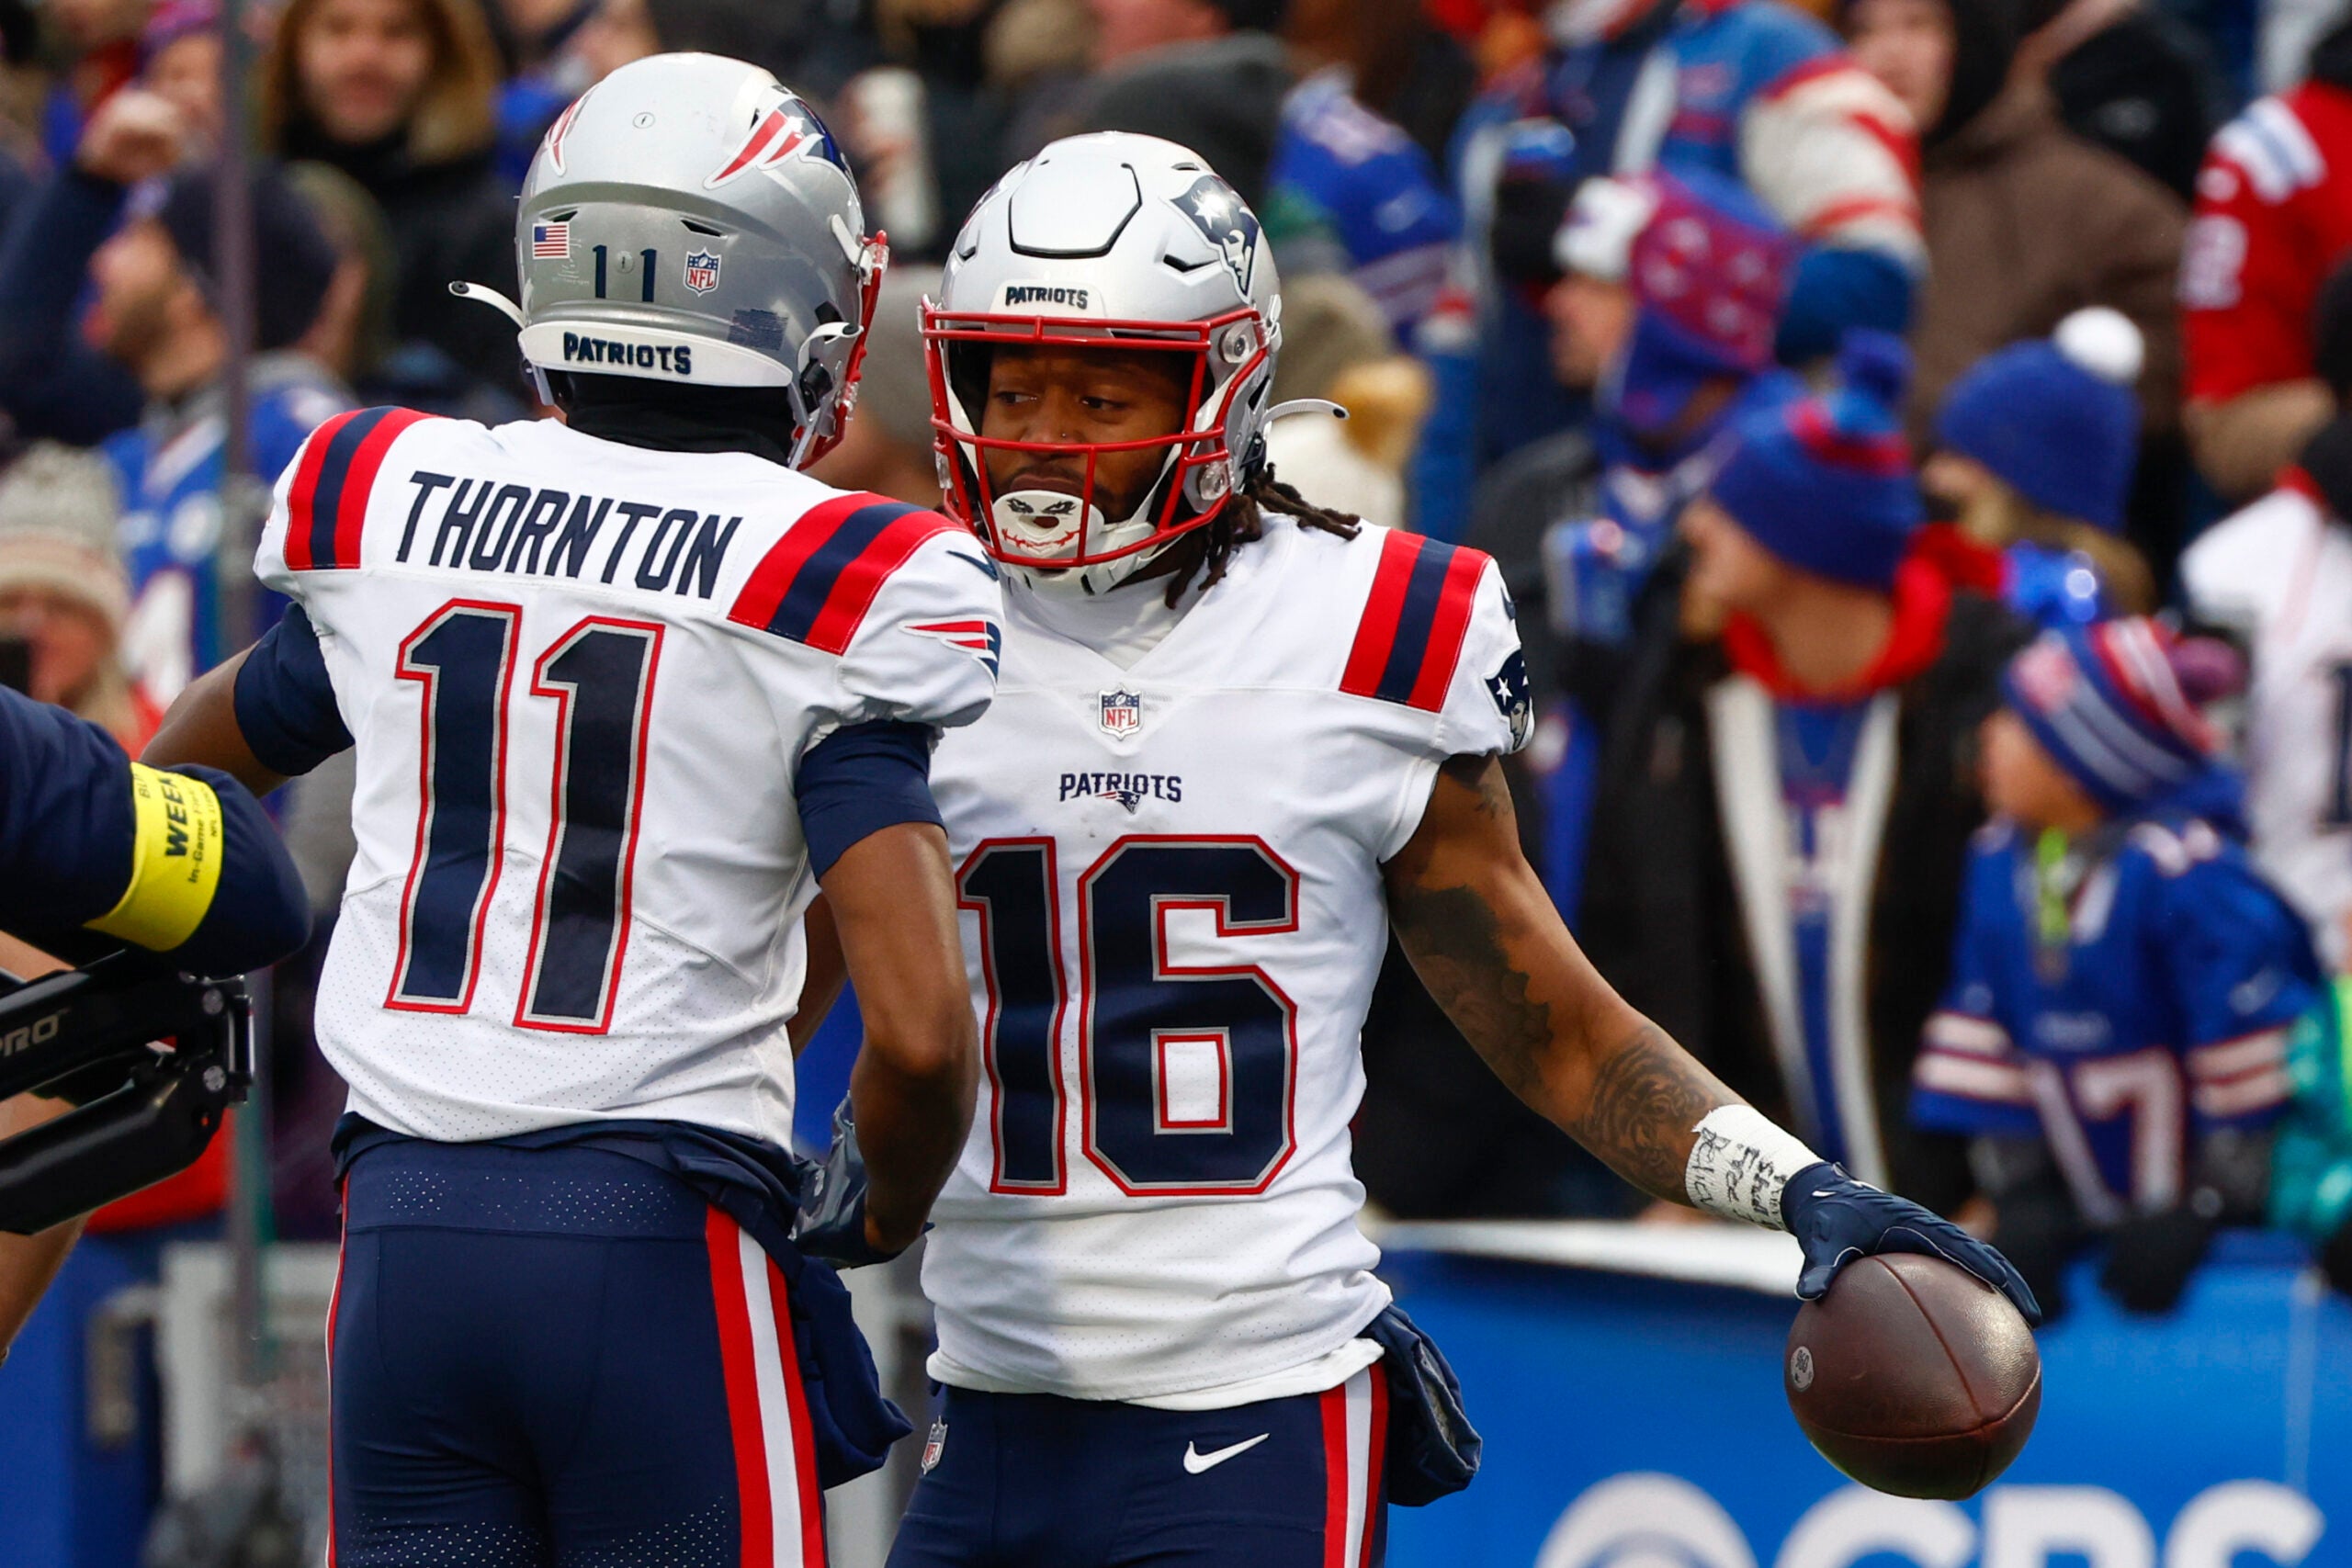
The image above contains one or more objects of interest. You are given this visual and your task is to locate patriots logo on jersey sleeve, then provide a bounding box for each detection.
[905,618,1001,675]
[1487,649,1531,749]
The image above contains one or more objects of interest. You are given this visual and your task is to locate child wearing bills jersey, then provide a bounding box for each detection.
[1912,618,2341,1319]
[845,132,2038,1568]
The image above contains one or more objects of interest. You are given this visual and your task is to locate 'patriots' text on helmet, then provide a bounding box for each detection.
[922,132,1284,595]
[464,52,885,468]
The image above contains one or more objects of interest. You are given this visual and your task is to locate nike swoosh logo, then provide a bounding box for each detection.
[1182,1433,1271,1474]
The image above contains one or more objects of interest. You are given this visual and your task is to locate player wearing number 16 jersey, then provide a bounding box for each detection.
[842,134,2042,1568]
[145,55,999,1567]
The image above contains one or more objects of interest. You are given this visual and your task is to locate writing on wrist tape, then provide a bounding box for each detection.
[1683,1104,1821,1230]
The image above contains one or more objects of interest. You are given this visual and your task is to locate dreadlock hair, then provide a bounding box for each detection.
[1157,465,1363,606]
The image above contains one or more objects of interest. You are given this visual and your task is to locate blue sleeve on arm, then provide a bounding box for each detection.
[0,685,137,931]
[234,604,353,777]
[1775,246,1915,366]
[797,720,943,881]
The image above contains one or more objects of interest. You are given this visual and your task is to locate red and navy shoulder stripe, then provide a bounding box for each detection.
[1339,529,1489,712]
[281,406,439,571]
[727,492,962,655]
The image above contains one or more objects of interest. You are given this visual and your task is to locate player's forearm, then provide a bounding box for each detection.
[849,1035,976,1252]
[820,823,979,1251]
[1385,755,1747,1206]
[1391,874,1736,1203]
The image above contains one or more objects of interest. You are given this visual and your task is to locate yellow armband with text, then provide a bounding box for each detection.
[84,763,224,952]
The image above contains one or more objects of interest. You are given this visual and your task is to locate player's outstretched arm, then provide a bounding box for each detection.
[1383,754,1736,1202]
[1384,754,2040,1321]
[820,822,979,1257]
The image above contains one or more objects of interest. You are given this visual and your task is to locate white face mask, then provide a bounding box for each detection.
[989,485,1172,598]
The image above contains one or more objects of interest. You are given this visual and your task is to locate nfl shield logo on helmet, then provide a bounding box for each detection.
[684,250,721,294]
[1100,689,1143,738]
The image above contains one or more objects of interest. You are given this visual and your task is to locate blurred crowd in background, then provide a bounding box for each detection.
[6,0,2352,1421]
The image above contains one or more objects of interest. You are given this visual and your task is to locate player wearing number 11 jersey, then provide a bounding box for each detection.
[848,134,2041,1568]
[145,55,999,1567]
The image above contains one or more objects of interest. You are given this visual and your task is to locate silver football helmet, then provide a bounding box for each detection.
[458,52,885,467]
[922,132,1290,595]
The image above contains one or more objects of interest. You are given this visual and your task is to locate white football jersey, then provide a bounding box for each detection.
[254,408,1001,1145]
[922,516,1529,1404]
[2182,476,2352,966]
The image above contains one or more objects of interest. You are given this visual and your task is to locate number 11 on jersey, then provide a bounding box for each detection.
[387,597,663,1032]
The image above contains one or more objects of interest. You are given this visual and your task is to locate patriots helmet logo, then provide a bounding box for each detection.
[1176,175,1261,297]
[705,92,846,189]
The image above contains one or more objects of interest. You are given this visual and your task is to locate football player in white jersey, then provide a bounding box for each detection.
[806,134,2039,1568]
[143,56,1001,1566]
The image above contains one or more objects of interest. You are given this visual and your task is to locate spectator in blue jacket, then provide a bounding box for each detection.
[1452,0,1926,482]
[0,90,352,700]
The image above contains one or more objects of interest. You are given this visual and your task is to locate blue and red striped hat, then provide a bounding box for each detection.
[1707,331,1922,591]
[2000,618,2235,813]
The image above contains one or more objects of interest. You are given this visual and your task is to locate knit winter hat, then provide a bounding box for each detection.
[1935,308,2143,532]
[147,163,340,353]
[2000,617,2241,814]
[0,444,129,633]
[1707,331,1923,591]
[141,0,219,62]
[1589,169,1796,441]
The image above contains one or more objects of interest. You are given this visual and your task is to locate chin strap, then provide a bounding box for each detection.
[451,281,549,402]
[448,280,526,328]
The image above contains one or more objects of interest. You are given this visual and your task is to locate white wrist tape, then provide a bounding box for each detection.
[1683,1105,1822,1230]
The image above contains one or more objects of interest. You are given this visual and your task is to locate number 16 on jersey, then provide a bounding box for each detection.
[957,835,1302,1197]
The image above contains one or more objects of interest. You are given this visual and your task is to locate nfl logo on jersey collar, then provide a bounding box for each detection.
[1100,689,1143,738]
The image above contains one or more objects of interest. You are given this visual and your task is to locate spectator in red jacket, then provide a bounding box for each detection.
[2180,16,2352,502]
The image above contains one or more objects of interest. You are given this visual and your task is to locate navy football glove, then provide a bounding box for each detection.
[1782,1162,2043,1325]
[791,1099,901,1269]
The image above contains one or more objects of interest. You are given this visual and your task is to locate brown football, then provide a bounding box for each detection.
[1785,1253,2041,1499]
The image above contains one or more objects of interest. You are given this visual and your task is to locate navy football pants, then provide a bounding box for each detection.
[329,1139,828,1566]
[888,1371,1388,1568]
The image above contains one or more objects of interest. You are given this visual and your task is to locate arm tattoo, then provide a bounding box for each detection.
[1387,880,1554,1096]
[1388,753,1729,1202]
[1564,1022,1721,1201]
